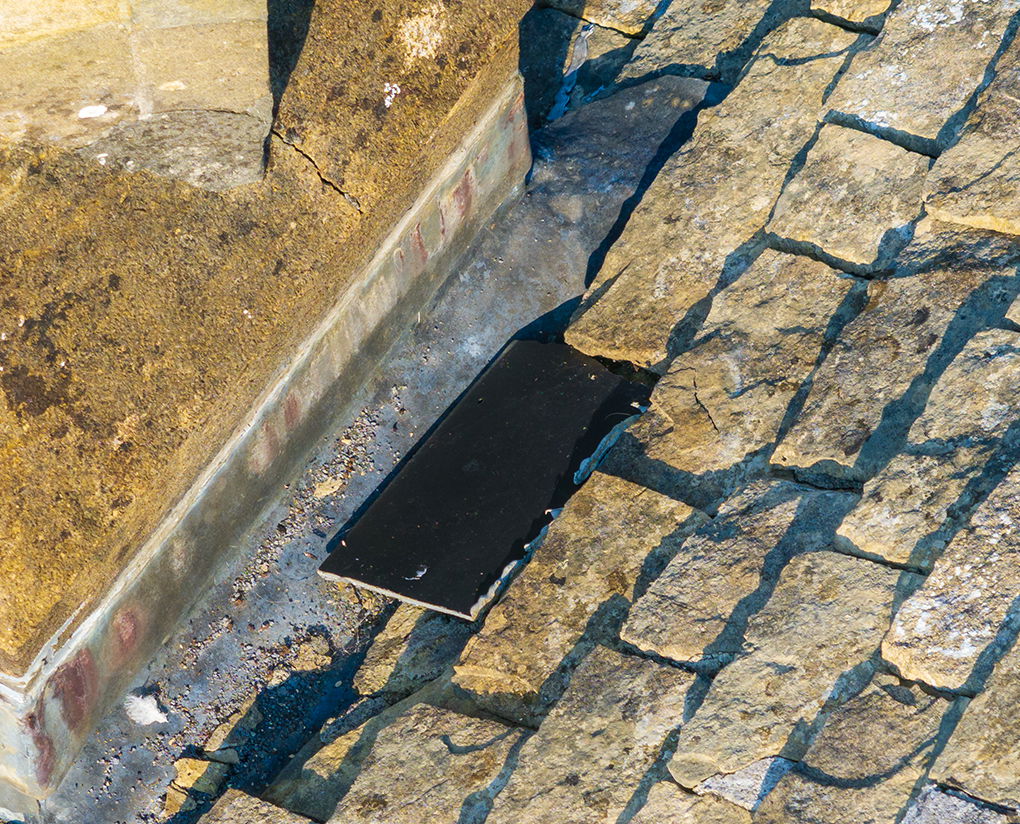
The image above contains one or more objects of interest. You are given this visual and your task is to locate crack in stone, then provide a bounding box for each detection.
[271,129,364,212]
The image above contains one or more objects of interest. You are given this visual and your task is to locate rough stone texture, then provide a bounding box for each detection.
[275,0,529,215]
[631,781,751,824]
[487,646,697,824]
[837,328,1020,569]
[520,8,636,126]
[902,787,1020,824]
[353,604,473,699]
[826,0,1020,152]
[669,552,914,788]
[622,480,857,667]
[696,757,795,810]
[0,2,272,189]
[620,0,788,83]
[539,0,660,35]
[614,250,856,481]
[200,789,313,824]
[566,18,859,370]
[453,471,706,723]
[773,219,1020,481]
[883,462,1020,692]
[811,0,892,28]
[328,704,523,824]
[932,641,1020,809]
[755,672,957,823]
[925,36,1020,235]
[768,124,929,271]
[0,0,527,679]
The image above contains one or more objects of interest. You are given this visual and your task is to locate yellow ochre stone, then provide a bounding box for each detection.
[0,0,528,678]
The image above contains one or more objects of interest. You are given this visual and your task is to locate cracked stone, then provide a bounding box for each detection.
[539,0,660,35]
[837,328,1020,569]
[925,36,1020,236]
[631,780,751,824]
[902,786,1020,824]
[328,704,523,824]
[172,757,229,796]
[668,551,915,788]
[767,124,929,271]
[622,480,857,667]
[883,461,1020,692]
[773,219,1020,482]
[826,0,1020,152]
[931,640,1020,810]
[565,18,859,370]
[453,471,705,723]
[353,603,473,699]
[755,671,958,823]
[619,0,788,83]
[811,0,892,28]
[486,645,698,824]
[616,250,856,479]
[201,789,314,823]
[696,757,795,810]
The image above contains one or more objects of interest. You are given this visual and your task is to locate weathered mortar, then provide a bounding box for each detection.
[0,0,531,808]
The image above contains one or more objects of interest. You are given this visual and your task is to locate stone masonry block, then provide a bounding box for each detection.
[566,18,859,370]
[768,124,929,272]
[669,551,916,788]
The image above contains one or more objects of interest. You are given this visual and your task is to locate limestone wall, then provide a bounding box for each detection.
[0,0,272,189]
[0,0,531,808]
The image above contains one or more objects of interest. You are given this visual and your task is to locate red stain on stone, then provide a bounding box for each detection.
[411,224,428,266]
[25,707,55,789]
[110,605,144,668]
[51,648,98,733]
[284,393,302,431]
[452,171,475,221]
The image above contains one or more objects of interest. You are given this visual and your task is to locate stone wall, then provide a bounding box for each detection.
[0,0,531,810]
[0,0,273,189]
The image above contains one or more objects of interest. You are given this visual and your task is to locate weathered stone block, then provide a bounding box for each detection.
[619,0,791,83]
[0,0,128,49]
[925,35,1020,236]
[0,1,271,189]
[453,471,705,723]
[0,0,531,802]
[669,551,914,788]
[622,480,857,667]
[837,328,1020,569]
[901,786,1019,824]
[826,0,1020,152]
[329,704,524,824]
[631,780,751,824]
[810,0,892,29]
[353,604,473,699]
[755,672,958,823]
[200,790,314,823]
[696,757,795,810]
[883,462,1020,691]
[931,642,1020,810]
[616,250,857,480]
[566,18,858,370]
[773,219,1020,481]
[538,0,660,35]
[487,646,698,824]
[768,124,929,271]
